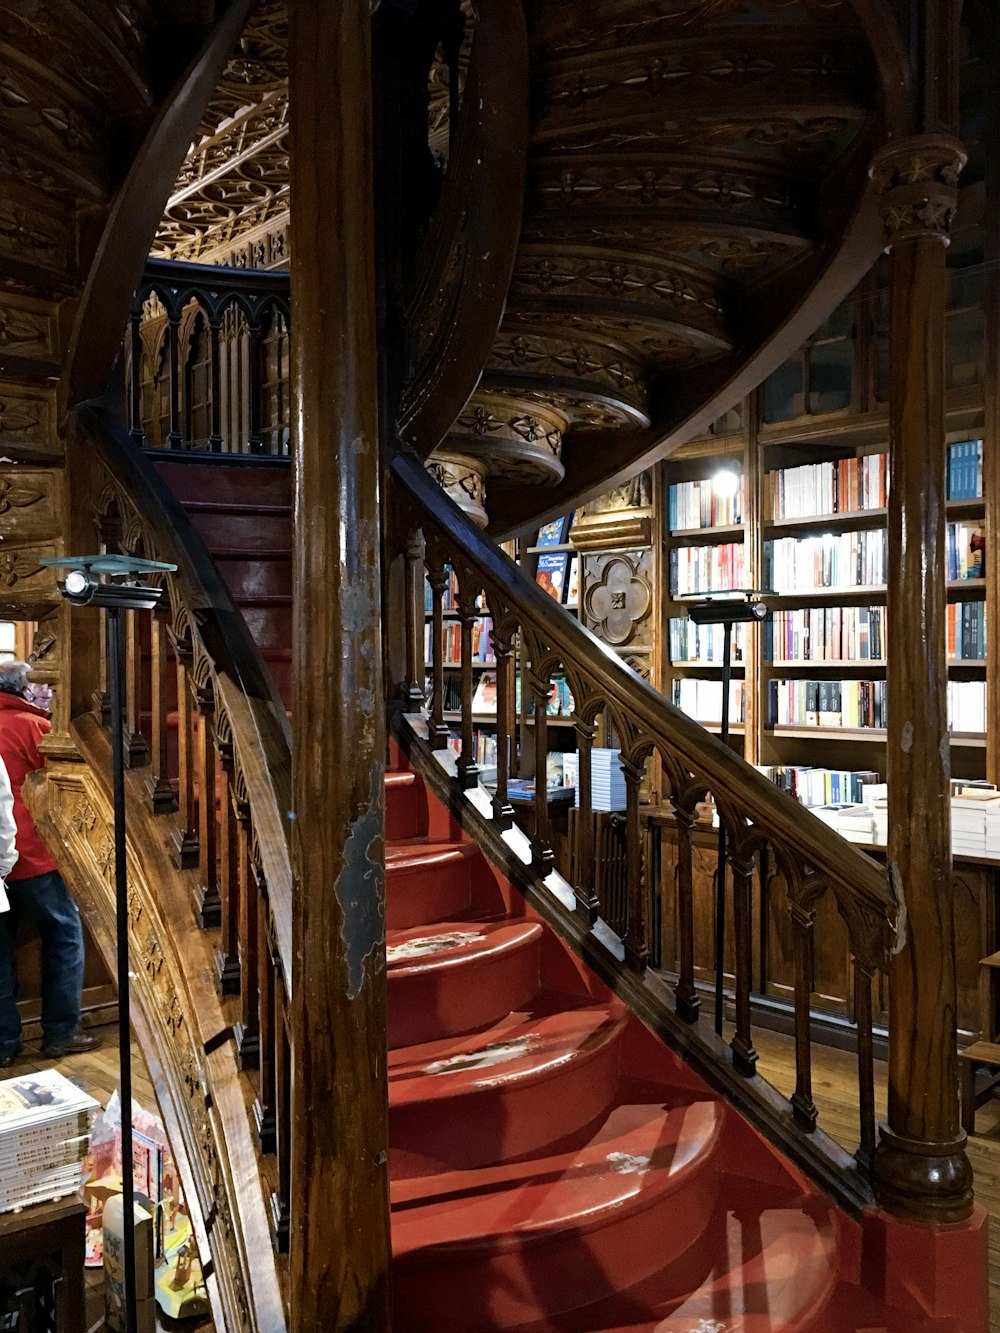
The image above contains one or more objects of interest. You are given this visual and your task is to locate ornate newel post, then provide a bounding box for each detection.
[288,1,391,1329]
[870,134,972,1224]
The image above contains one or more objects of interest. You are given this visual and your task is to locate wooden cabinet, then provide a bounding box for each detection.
[0,1199,86,1333]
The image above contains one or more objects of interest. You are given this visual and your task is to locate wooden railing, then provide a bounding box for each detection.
[125,258,291,455]
[70,403,295,1273]
[393,448,899,1213]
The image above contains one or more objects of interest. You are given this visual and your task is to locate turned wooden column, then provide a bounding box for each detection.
[288,1,391,1328]
[870,134,973,1224]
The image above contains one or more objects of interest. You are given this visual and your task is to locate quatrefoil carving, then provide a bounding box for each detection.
[585,554,651,646]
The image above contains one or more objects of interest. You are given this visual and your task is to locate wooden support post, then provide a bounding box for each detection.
[871,133,974,1224]
[289,0,391,1326]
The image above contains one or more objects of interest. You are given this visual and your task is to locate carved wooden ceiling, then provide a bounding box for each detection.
[0,0,890,532]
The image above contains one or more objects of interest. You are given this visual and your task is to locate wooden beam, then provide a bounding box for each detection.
[288,2,391,1329]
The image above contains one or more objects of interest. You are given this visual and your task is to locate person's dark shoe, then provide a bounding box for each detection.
[41,1031,100,1059]
[0,1043,23,1068]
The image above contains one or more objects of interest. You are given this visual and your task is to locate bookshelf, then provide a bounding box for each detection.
[661,423,989,790]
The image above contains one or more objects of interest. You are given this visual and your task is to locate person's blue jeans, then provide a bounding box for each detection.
[0,871,85,1058]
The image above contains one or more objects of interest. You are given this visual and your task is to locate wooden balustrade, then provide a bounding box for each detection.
[394,448,902,1218]
[126,259,291,455]
[70,404,295,1298]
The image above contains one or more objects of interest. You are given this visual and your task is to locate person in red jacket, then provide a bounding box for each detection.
[0,660,98,1066]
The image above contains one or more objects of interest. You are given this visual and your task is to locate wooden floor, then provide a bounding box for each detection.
[5,1021,998,1329]
[753,1025,1000,1331]
[3,1021,213,1333]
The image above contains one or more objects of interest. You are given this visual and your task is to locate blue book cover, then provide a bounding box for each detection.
[536,551,569,600]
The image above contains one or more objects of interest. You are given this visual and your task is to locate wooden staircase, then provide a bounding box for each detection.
[144,455,926,1331]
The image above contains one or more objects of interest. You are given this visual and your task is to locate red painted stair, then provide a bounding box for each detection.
[155,456,927,1333]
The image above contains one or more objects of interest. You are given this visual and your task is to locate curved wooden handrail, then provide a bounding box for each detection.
[70,403,294,975]
[397,0,529,455]
[67,0,257,405]
[394,448,895,925]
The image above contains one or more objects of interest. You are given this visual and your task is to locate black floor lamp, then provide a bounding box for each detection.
[683,591,768,1038]
[42,553,175,1333]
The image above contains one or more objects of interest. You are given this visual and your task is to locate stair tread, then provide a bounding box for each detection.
[387,919,542,977]
[508,1192,840,1333]
[387,838,478,871]
[389,992,624,1107]
[392,1098,722,1257]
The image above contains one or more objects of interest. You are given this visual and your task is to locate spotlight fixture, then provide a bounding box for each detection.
[41,553,173,611]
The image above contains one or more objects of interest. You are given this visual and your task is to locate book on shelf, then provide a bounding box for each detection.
[670,542,745,596]
[565,555,580,606]
[669,617,747,663]
[756,764,881,808]
[765,605,885,662]
[424,616,494,665]
[764,530,887,593]
[946,521,985,581]
[947,601,986,660]
[945,439,984,502]
[668,476,743,530]
[766,454,888,521]
[768,678,886,729]
[947,679,986,733]
[446,729,504,768]
[536,550,569,600]
[672,678,745,725]
[535,512,576,548]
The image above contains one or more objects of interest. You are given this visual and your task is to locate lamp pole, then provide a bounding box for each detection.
[684,591,768,1039]
[41,553,175,1333]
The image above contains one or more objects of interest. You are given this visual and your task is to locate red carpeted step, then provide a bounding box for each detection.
[385,839,481,929]
[392,1097,724,1331]
[389,995,626,1176]
[387,919,543,1048]
[386,770,425,841]
[186,503,292,550]
[152,458,291,508]
[209,550,292,599]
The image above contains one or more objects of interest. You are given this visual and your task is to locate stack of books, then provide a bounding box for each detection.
[0,1068,98,1213]
[810,803,878,843]
[951,788,1000,857]
[573,749,627,812]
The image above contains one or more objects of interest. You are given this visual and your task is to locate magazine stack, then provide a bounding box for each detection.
[0,1067,98,1213]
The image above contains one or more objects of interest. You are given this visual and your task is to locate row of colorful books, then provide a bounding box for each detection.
[754,764,882,809]
[764,606,885,663]
[768,678,886,729]
[765,453,888,521]
[424,618,495,665]
[945,439,985,502]
[668,618,748,663]
[671,678,746,724]
[946,522,985,581]
[668,476,743,531]
[764,530,887,593]
[670,541,746,597]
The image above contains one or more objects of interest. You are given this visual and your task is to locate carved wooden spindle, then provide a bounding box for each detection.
[622,757,647,973]
[853,957,878,1173]
[730,843,758,1077]
[128,312,144,443]
[122,605,149,768]
[673,805,700,1022]
[171,644,199,869]
[215,751,241,995]
[166,313,182,448]
[490,622,515,830]
[146,610,177,814]
[234,823,260,1070]
[530,673,554,873]
[208,317,224,452]
[573,719,598,923]
[247,319,264,453]
[426,560,449,749]
[253,887,277,1155]
[194,683,221,928]
[271,981,291,1254]
[456,579,480,788]
[789,896,819,1131]
[402,529,427,709]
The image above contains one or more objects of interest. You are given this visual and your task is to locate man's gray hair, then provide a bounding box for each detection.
[0,660,31,696]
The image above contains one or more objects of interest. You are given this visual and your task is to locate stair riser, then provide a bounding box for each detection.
[241,605,292,651]
[211,557,292,599]
[153,460,291,508]
[390,1029,622,1177]
[188,510,292,549]
[388,936,541,1048]
[386,857,474,930]
[386,779,425,841]
[393,1166,720,1330]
